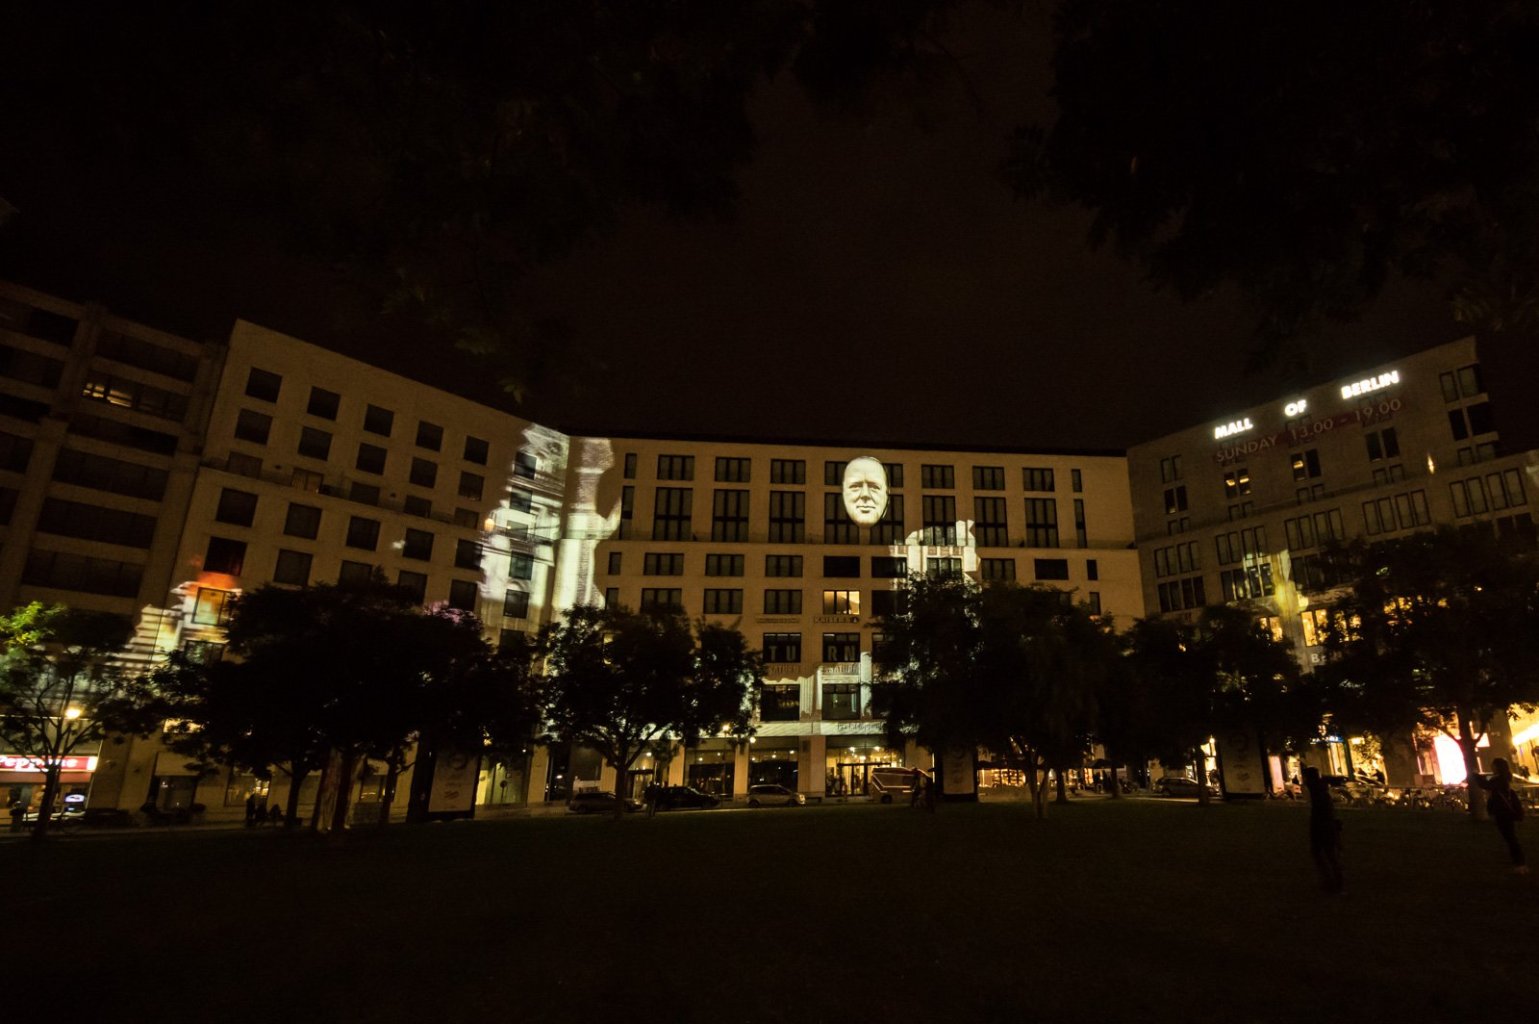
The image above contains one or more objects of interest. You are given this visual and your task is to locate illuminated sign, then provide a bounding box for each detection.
[841,456,889,527]
[1213,417,1255,440]
[0,755,97,773]
[1340,370,1400,400]
[1284,399,1308,417]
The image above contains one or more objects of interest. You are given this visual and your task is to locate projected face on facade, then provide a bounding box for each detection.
[841,456,889,526]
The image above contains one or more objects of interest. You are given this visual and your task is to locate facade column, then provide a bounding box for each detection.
[732,743,750,800]
[801,734,825,797]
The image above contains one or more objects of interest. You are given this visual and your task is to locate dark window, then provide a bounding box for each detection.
[204,536,247,575]
[356,443,387,475]
[823,556,861,578]
[509,489,533,513]
[284,503,321,539]
[416,421,443,451]
[871,494,905,545]
[397,571,427,604]
[226,452,262,478]
[823,491,858,544]
[652,487,692,540]
[1087,559,1099,581]
[1467,402,1496,436]
[975,497,1009,547]
[1033,558,1070,581]
[453,507,479,528]
[871,556,907,578]
[1071,469,1083,492]
[448,579,479,611]
[503,590,531,618]
[234,408,272,445]
[403,528,434,561]
[770,459,805,484]
[0,344,64,387]
[1449,410,1470,442]
[643,552,685,575]
[245,368,281,402]
[705,553,744,577]
[1291,449,1321,480]
[463,436,489,465]
[927,558,962,579]
[0,302,77,344]
[22,550,143,598]
[768,491,804,543]
[403,495,432,518]
[980,558,1015,582]
[759,684,800,721]
[36,498,157,547]
[607,551,623,574]
[458,471,484,501]
[215,488,258,527]
[68,413,178,454]
[51,448,167,500]
[657,455,695,481]
[515,452,538,479]
[822,633,860,663]
[0,431,34,473]
[363,404,394,436]
[410,458,437,489]
[764,589,802,614]
[273,549,313,586]
[510,552,534,580]
[762,633,802,663]
[715,457,751,482]
[921,464,954,489]
[623,453,637,479]
[604,588,620,608]
[306,387,340,420]
[346,516,380,551]
[338,560,374,586]
[454,538,480,570]
[1023,468,1055,492]
[297,427,331,460]
[870,590,908,618]
[703,589,743,614]
[973,466,1005,490]
[765,554,803,577]
[0,487,17,526]
[712,489,750,541]
[639,588,683,612]
[1163,486,1188,515]
[921,495,956,545]
[349,481,380,506]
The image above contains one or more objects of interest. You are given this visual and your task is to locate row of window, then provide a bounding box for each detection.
[611,551,1093,583]
[624,453,1085,493]
[1450,469,1527,518]
[617,587,1102,620]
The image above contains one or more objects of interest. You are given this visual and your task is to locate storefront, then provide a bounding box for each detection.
[747,739,798,789]
[685,740,738,798]
[823,739,900,797]
[3,753,96,821]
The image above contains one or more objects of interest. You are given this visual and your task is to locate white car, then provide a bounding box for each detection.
[746,784,805,807]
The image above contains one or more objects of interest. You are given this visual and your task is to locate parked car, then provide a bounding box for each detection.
[1153,776,1216,799]
[746,784,805,807]
[654,785,720,811]
[566,792,642,814]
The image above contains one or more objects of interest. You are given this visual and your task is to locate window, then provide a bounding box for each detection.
[1300,608,1331,647]
[712,489,750,542]
[1085,592,1102,615]
[822,590,860,615]
[508,489,533,513]
[192,587,236,626]
[1223,468,1252,499]
[1022,468,1055,492]
[871,556,906,578]
[454,538,480,570]
[503,590,530,619]
[652,487,692,541]
[1024,498,1058,548]
[921,464,954,489]
[823,556,860,578]
[0,431,34,473]
[1361,489,1431,535]
[397,571,428,604]
[705,553,744,577]
[770,459,805,484]
[822,633,860,664]
[51,449,168,501]
[883,463,905,488]
[1072,498,1088,548]
[212,488,257,528]
[1163,486,1188,515]
[448,579,479,611]
[306,387,340,420]
[973,466,1005,490]
[463,436,489,465]
[363,404,394,436]
[927,557,962,579]
[822,461,846,486]
[768,491,805,543]
[607,551,623,574]
[181,640,226,665]
[228,453,262,482]
[234,408,272,445]
[643,552,684,575]
[1291,449,1321,481]
[245,367,281,402]
[815,491,854,545]
[458,472,484,502]
[409,458,437,489]
[1033,558,1069,581]
[273,549,313,586]
[416,421,443,451]
[1466,402,1496,436]
[514,452,539,479]
[35,498,157,548]
[349,481,380,506]
[21,551,143,597]
[1220,565,1274,602]
[921,495,956,545]
[974,497,1009,547]
[346,516,380,551]
[1159,455,1183,483]
[640,588,683,612]
[703,589,743,614]
[657,454,694,480]
[871,494,905,545]
[338,560,374,586]
[403,526,433,560]
[510,552,534,580]
[763,633,802,663]
[454,507,479,528]
[619,486,635,538]
[290,467,322,493]
[1154,541,1200,577]
[1156,575,1208,613]
[1087,559,1098,581]
[80,372,189,421]
[715,457,750,482]
[766,554,803,577]
[764,589,802,614]
[1071,469,1083,493]
[93,331,200,381]
[356,443,387,475]
[1365,428,1400,462]
[870,590,908,618]
[297,427,331,460]
[980,558,1016,582]
[204,536,247,575]
[760,684,801,721]
[273,504,320,543]
[623,453,637,479]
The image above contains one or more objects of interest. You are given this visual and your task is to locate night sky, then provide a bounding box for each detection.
[2,4,1531,452]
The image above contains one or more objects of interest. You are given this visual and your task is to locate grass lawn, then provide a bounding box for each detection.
[10,797,1534,1023]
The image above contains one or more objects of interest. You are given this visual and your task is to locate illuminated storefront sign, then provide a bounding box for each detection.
[0,755,97,773]
[1284,399,1308,417]
[1212,417,1254,440]
[1340,370,1400,400]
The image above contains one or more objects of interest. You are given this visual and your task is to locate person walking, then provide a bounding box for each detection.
[1470,757,1528,874]
[909,769,923,809]
[1302,767,1344,893]
[244,792,258,827]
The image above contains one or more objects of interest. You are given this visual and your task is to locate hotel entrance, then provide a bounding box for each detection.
[824,742,900,797]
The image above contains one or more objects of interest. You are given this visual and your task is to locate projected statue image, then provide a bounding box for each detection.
[841,456,889,527]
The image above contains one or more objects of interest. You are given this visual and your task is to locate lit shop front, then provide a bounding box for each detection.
[2,753,96,818]
[747,740,798,789]
[824,741,901,797]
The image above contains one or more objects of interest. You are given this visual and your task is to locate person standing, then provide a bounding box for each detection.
[909,769,923,809]
[1470,757,1528,874]
[1302,767,1344,893]
[244,793,258,827]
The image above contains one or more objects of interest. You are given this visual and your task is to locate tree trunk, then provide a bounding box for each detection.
[330,749,359,833]
[31,765,61,841]
[283,767,307,829]
[1195,747,1212,807]
[612,751,629,819]
[1108,763,1122,800]
[309,754,332,831]
[1054,767,1069,804]
[1457,709,1488,821]
[406,739,437,824]
[379,752,402,827]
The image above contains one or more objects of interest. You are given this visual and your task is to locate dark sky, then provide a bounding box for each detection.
[2,4,1529,452]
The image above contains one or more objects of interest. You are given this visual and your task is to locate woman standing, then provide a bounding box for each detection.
[1471,758,1528,874]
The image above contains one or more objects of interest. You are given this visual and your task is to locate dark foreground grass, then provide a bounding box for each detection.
[11,798,1534,1023]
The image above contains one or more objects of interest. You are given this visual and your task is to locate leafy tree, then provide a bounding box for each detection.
[0,603,155,839]
[875,575,1114,818]
[1121,617,1215,803]
[1012,1,1539,344]
[1319,528,1539,817]
[540,606,760,816]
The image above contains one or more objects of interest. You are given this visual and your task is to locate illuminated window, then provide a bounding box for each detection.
[234,408,272,445]
[1300,608,1330,647]
[822,632,860,663]
[921,495,956,545]
[643,553,684,576]
[463,436,489,465]
[338,560,374,586]
[297,427,331,461]
[1291,449,1321,481]
[458,471,484,502]
[768,491,804,543]
[823,556,860,578]
[657,455,694,481]
[448,579,478,611]
[705,553,744,577]
[870,494,905,545]
[764,589,802,614]
[454,539,480,570]
[306,387,339,420]
[640,588,683,613]
[203,536,246,575]
[1257,616,1285,643]
[974,497,1008,547]
[215,488,257,527]
[1022,468,1055,492]
[973,466,1005,491]
[345,516,380,551]
[765,554,802,577]
[823,492,857,544]
[1223,468,1252,499]
[397,570,427,604]
[363,404,393,436]
[715,457,750,483]
[416,421,443,452]
[759,683,800,720]
[822,590,860,615]
[503,590,531,619]
[926,558,961,579]
[1024,498,1058,548]
[409,458,437,488]
[712,489,750,542]
[356,443,386,476]
[921,464,954,489]
[245,368,281,403]
[770,459,805,485]
[273,549,312,587]
[980,558,1015,581]
[652,487,692,541]
[192,587,235,626]
[703,589,743,614]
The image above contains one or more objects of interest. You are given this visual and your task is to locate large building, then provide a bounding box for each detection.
[1128,336,1539,790]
